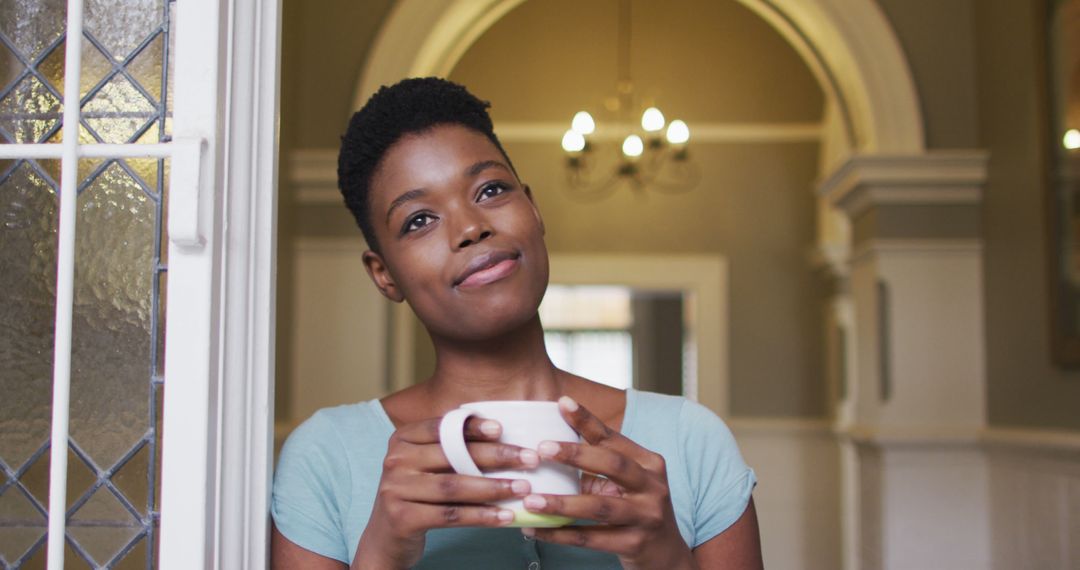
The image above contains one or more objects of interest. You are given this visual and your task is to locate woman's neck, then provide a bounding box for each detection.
[423,314,563,411]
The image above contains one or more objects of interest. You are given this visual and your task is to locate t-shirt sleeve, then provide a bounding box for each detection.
[678,399,756,547]
[272,412,352,563]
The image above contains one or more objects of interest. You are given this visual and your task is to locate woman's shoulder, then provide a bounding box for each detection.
[625,390,738,451]
[280,399,394,461]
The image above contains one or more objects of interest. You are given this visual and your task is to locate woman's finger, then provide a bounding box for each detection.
[395,502,517,533]
[392,416,502,445]
[537,440,649,491]
[558,397,667,472]
[522,493,639,526]
[387,441,539,473]
[390,472,531,504]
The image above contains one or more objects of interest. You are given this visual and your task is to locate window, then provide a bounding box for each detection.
[541,285,634,390]
[0,1,280,568]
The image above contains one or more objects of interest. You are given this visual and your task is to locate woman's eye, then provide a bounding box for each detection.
[478,182,510,201]
[402,213,435,234]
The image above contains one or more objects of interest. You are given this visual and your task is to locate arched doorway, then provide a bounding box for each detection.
[355,0,924,155]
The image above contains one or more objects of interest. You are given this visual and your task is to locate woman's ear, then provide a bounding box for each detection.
[362,250,405,303]
[523,184,546,236]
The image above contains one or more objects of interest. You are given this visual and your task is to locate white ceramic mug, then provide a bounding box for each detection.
[439,400,581,527]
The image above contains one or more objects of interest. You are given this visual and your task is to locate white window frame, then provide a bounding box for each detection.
[0,0,280,567]
[159,0,280,568]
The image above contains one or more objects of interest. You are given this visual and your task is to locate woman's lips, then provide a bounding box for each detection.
[456,257,519,289]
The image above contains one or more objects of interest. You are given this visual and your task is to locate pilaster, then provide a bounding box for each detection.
[818,151,990,570]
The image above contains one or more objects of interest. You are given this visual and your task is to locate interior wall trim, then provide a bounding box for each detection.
[493,121,824,143]
[836,424,1080,454]
[849,238,983,266]
[982,427,1080,455]
[287,128,824,205]
[818,151,989,218]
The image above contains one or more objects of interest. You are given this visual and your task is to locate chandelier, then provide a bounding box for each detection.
[560,0,699,199]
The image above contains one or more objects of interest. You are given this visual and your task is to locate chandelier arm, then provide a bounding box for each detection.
[649,158,702,194]
[565,167,623,201]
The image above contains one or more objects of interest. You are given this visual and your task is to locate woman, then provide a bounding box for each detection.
[271,77,762,569]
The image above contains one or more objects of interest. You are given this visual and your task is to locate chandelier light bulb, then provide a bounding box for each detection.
[641,107,665,132]
[622,134,644,158]
[571,111,596,135]
[1065,128,1080,150]
[666,120,690,145]
[562,129,586,153]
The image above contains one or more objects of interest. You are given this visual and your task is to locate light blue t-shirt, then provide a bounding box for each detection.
[272,389,756,568]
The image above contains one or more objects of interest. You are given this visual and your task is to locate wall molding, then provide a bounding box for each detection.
[832,424,1080,454]
[493,121,823,143]
[817,151,989,218]
[982,426,1080,456]
[848,238,983,266]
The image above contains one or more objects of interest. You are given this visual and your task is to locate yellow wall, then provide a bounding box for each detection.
[449,0,828,417]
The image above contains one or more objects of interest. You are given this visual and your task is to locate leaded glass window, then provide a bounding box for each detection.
[0,1,174,567]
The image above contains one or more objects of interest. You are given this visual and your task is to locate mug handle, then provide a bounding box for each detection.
[438,408,484,476]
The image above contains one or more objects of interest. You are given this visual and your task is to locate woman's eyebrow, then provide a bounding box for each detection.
[385,188,427,224]
[465,159,510,177]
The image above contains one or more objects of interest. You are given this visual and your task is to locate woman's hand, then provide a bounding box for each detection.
[352,416,538,570]
[520,396,697,570]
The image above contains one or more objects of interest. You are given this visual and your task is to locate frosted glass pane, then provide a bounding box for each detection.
[1,40,24,92]
[111,444,150,517]
[128,35,164,103]
[85,0,164,61]
[0,160,58,470]
[68,488,141,566]
[69,161,155,471]
[0,0,66,61]
[82,75,157,144]
[0,75,61,144]
[1,0,172,566]
[0,488,45,564]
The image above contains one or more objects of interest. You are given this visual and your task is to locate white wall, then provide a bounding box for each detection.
[287,239,388,423]
[731,419,843,570]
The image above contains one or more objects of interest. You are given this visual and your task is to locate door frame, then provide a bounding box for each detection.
[158,0,280,568]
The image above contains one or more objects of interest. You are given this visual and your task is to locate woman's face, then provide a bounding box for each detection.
[362,124,549,341]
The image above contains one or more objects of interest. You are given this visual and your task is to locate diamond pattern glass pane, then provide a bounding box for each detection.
[0,0,66,61]
[0,488,45,564]
[0,0,172,566]
[0,75,61,144]
[68,488,141,566]
[0,40,25,93]
[85,0,164,62]
[82,76,157,144]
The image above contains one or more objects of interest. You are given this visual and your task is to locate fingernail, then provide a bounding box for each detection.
[497,509,515,523]
[511,480,531,495]
[520,449,539,468]
[480,420,501,437]
[558,396,579,412]
[521,527,536,537]
[537,440,560,458]
[524,495,547,510]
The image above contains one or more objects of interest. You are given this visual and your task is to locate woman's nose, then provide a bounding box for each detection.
[454,216,493,249]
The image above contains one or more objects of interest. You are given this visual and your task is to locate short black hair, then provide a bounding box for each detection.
[337,77,514,251]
